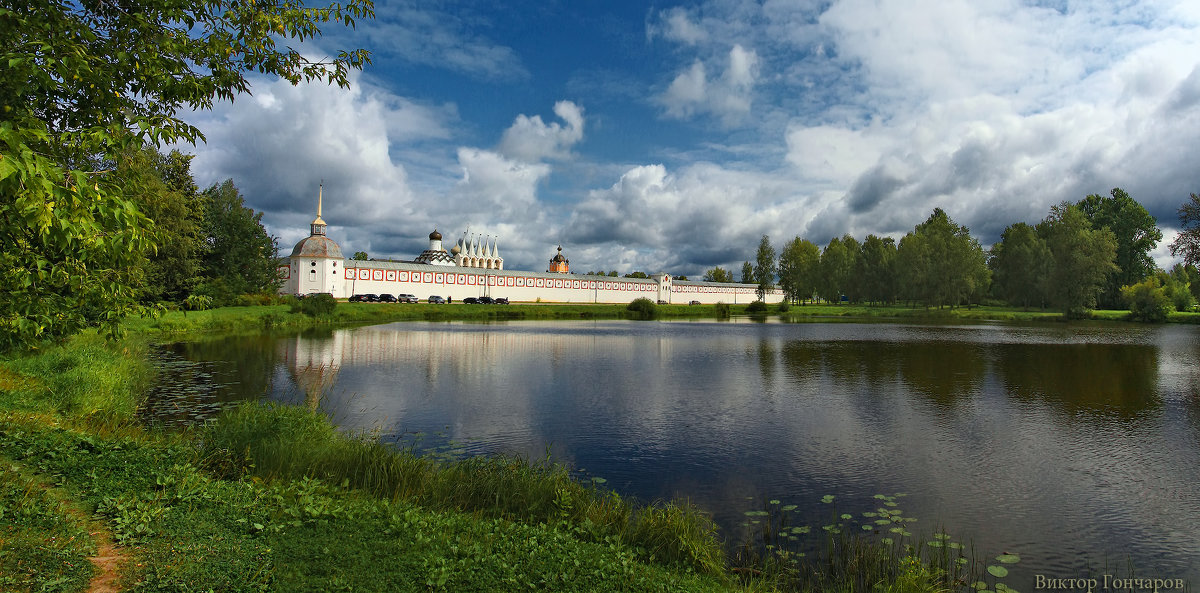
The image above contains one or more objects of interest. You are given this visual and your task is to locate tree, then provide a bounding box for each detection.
[1037,202,1118,318]
[624,271,649,278]
[741,261,754,284]
[352,251,369,261]
[859,235,897,305]
[989,222,1050,309]
[753,235,777,300]
[0,0,372,349]
[819,237,852,303]
[703,267,733,283]
[197,180,281,305]
[777,238,820,304]
[1078,188,1162,308]
[1169,193,1200,268]
[113,144,207,304]
[906,209,989,308]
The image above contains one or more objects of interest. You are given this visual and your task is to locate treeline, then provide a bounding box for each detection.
[707,189,1200,319]
[114,145,281,309]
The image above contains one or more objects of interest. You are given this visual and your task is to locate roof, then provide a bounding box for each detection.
[290,235,344,259]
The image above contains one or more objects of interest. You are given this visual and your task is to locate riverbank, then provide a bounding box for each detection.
[5,302,1158,591]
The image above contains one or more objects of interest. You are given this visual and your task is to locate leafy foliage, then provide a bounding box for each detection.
[1078,188,1161,308]
[989,222,1050,309]
[1121,278,1171,323]
[754,235,777,300]
[0,0,372,350]
[197,180,281,306]
[626,297,658,319]
[1168,193,1200,268]
[1038,202,1118,318]
[702,266,733,283]
[778,237,820,304]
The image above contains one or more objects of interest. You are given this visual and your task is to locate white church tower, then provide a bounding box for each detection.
[287,184,345,296]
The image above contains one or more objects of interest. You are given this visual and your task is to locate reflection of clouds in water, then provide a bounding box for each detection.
[266,320,1200,583]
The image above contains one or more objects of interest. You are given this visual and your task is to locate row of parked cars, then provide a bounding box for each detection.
[348,293,419,303]
[348,294,509,304]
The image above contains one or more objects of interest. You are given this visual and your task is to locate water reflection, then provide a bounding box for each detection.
[143,320,1200,586]
[993,343,1160,418]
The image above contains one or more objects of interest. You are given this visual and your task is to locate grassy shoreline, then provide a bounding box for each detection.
[2,302,1184,591]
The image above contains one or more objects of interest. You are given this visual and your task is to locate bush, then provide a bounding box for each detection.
[299,293,337,316]
[626,297,657,319]
[714,302,731,318]
[183,294,213,311]
[777,300,790,313]
[746,300,768,314]
[1122,278,1171,323]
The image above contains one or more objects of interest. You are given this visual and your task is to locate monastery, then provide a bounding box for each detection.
[280,187,783,304]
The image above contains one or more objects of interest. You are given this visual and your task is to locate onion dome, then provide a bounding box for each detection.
[551,246,568,263]
[429,228,442,241]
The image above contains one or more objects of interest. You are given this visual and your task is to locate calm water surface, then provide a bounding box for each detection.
[146,319,1200,587]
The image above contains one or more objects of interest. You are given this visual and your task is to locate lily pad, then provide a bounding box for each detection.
[840,513,853,520]
[782,505,798,512]
[987,565,1009,578]
[821,495,835,503]
[995,554,1021,564]
[769,499,781,505]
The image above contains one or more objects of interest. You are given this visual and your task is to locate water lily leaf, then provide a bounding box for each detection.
[862,525,873,530]
[821,495,835,503]
[862,512,878,517]
[987,565,1009,578]
[782,505,798,511]
[934,533,950,540]
[956,557,969,565]
[881,538,893,545]
[591,477,607,484]
[974,582,989,590]
[996,554,1020,564]
[840,513,853,520]
[769,499,780,505]
[928,541,943,547]
[875,519,892,525]
[996,584,1010,592]
[949,542,963,550]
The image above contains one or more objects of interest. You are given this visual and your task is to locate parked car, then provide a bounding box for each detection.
[363,293,379,302]
[377,293,398,303]
[477,296,494,304]
[657,299,668,304]
[493,297,509,305]
[462,297,478,304]
[397,294,419,303]
[427,295,446,304]
[348,294,367,302]
[689,300,701,305]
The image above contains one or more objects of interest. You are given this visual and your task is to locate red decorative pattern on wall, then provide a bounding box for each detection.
[278,266,291,279]
[456,274,466,284]
[386,270,397,281]
[435,273,445,284]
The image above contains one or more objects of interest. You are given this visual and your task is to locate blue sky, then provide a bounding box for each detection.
[181,0,1200,277]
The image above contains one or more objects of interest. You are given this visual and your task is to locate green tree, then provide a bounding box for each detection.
[0,0,372,349]
[196,180,281,305]
[777,238,820,304]
[352,251,369,261]
[113,145,207,304]
[753,235,777,300]
[859,234,897,305]
[624,271,649,279]
[1121,277,1171,322]
[911,209,989,308]
[741,261,754,284]
[838,235,864,303]
[1168,193,1200,268]
[989,222,1050,309]
[702,266,733,283]
[895,232,929,307]
[819,237,852,303]
[1037,202,1118,318]
[1078,188,1162,308]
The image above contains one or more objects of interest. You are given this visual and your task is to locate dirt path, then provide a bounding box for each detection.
[87,528,124,593]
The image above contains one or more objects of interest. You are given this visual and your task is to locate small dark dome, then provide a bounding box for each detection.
[429,229,442,241]
[551,246,568,263]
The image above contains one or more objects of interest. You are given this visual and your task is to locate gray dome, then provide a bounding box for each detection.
[290,235,344,259]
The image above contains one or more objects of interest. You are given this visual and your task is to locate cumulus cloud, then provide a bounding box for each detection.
[659,44,760,124]
[497,101,585,162]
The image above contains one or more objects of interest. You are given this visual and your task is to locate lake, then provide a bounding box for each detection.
[144,318,1200,587]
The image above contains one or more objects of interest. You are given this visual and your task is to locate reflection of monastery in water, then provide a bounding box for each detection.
[280,186,783,303]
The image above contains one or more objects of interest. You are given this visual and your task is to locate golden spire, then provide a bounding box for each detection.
[312,182,326,226]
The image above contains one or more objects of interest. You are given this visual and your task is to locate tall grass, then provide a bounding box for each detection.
[0,332,151,426]
[197,402,727,575]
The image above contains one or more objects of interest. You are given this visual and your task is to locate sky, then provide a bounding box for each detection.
[179,0,1200,277]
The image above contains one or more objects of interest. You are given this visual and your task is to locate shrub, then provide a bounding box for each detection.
[1122,278,1170,323]
[183,294,213,311]
[714,302,731,318]
[777,300,790,313]
[626,297,657,319]
[746,300,768,314]
[299,293,337,316]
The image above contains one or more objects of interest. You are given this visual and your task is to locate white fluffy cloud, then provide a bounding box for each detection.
[660,44,760,124]
[497,101,585,162]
